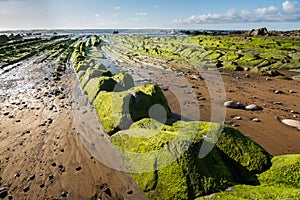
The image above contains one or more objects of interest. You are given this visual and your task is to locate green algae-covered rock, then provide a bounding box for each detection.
[83,76,117,102]
[93,84,172,135]
[80,68,112,88]
[197,154,300,200]
[111,118,272,199]
[112,72,135,92]
[258,154,300,188]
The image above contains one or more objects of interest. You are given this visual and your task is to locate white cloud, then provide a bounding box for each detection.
[283,0,298,11]
[154,4,159,8]
[114,6,120,10]
[173,0,300,25]
[136,12,147,16]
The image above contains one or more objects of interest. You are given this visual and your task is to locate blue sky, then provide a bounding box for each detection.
[0,0,299,30]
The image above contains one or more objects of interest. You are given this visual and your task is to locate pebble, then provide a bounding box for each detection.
[274,90,284,94]
[76,166,82,171]
[127,189,133,195]
[224,101,238,108]
[245,104,263,111]
[281,119,300,129]
[245,74,250,78]
[234,116,242,120]
[3,112,9,116]
[40,183,45,188]
[103,187,112,197]
[23,186,30,192]
[252,118,261,122]
[232,124,240,127]
[61,191,67,197]
[288,90,296,93]
[291,110,299,114]
[51,162,56,167]
[198,97,206,101]
[29,174,35,180]
[49,174,54,180]
[273,102,283,105]
[0,187,8,198]
[14,173,20,178]
[266,78,271,81]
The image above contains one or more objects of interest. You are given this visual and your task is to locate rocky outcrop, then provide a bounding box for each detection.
[111,118,272,199]
[249,28,268,37]
[0,35,9,43]
[93,84,172,134]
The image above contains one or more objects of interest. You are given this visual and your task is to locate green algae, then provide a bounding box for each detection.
[93,84,172,135]
[111,118,272,200]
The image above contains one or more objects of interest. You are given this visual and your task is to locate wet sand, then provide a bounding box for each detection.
[0,57,147,199]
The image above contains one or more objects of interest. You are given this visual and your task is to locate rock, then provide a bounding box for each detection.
[245,104,263,111]
[80,68,112,88]
[127,189,133,195]
[93,84,172,135]
[274,90,284,94]
[23,186,30,192]
[103,187,112,197]
[0,35,9,43]
[249,27,268,37]
[48,174,54,180]
[0,187,8,198]
[291,110,299,114]
[224,101,243,109]
[51,162,56,167]
[198,97,206,101]
[76,166,82,171]
[14,173,20,178]
[252,118,261,122]
[112,73,135,92]
[61,191,67,197]
[245,74,250,78]
[112,118,272,199]
[281,119,300,129]
[288,90,296,93]
[234,116,242,120]
[29,174,35,180]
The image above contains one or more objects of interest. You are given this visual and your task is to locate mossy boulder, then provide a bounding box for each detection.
[80,68,112,88]
[93,84,172,134]
[112,72,135,92]
[197,154,300,199]
[83,76,117,102]
[111,118,272,199]
[258,154,300,188]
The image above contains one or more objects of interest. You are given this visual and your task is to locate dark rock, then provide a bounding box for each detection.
[0,187,8,198]
[274,90,284,94]
[23,186,30,193]
[0,35,9,43]
[40,183,45,188]
[127,189,133,195]
[48,174,54,180]
[76,166,82,171]
[29,174,35,180]
[249,27,268,37]
[61,191,67,197]
[103,187,112,197]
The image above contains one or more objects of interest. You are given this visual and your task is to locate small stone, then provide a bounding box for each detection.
[291,110,299,114]
[245,104,263,111]
[273,102,283,105]
[103,187,112,197]
[76,166,82,171]
[29,174,35,180]
[289,90,296,93]
[0,187,8,198]
[245,74,250,78]
[198,97,206,101]
[58,164,63,169]
[127,189,133,195]
[234,116,242,120]
[274,90,284,94]
[224,101,243,109]
[16,119,21,123]
[232,124,240,127]
[48,174,54,180]
[23,186,30,193]
[252,118,261,122]
[3,112,9,116]
[51,162,56,167]
[61,191,67,197]
[14,173,20,178]
[266,78,271,81]
[40,183,45,188]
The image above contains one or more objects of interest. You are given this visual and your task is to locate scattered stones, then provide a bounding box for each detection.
[245,104,263,111]
[0,187,8,198]
[252,118,261,122]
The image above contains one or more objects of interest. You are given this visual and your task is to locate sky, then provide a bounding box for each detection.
[0,0,299,31]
